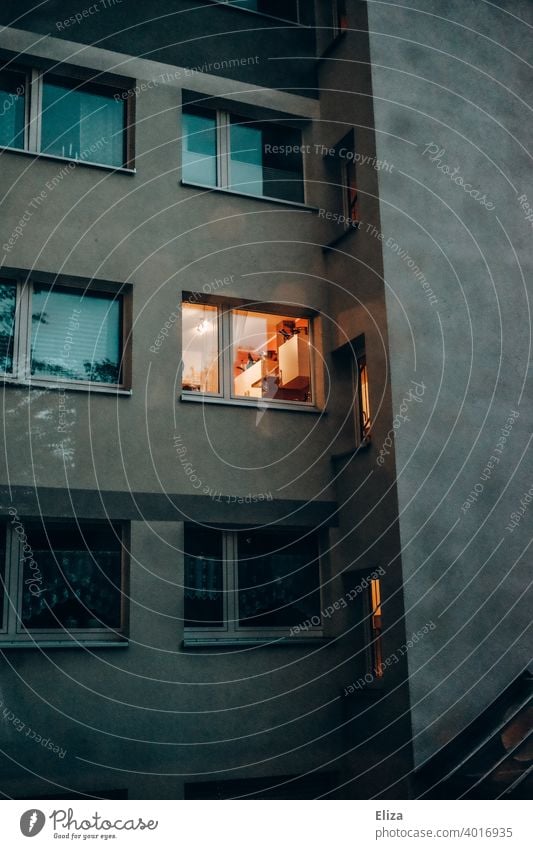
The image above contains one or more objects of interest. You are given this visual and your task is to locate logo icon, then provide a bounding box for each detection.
[20,810,46,837]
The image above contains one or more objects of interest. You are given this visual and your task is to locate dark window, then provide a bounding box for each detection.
[0,69,26,149]
[0,519,127,643]
[230,118,304,203]
[182,106,217,187]
[184,527,224,627]
[0,281,17,374]
[0,524,6,630]
[184,526,322,636]
[226,0,298,22]
[182,107,306,204]
[237,529,320,627]
[21,522,123,630]
[30,285,122,385]
[41,77,127,167]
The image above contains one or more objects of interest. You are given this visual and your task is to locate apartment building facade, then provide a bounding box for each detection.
[0,0,414,800]
[0,0,530,800]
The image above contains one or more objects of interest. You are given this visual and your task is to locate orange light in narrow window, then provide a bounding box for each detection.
[370,578,383,678]
[359,362,371,438]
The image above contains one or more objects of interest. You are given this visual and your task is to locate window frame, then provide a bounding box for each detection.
[332,0,348,38]
[0,64,135,171]
[184,527,324,642]
[181,295,317,410]
[0,274,132,393]
[181,105,307,206]
[0,518,129,646]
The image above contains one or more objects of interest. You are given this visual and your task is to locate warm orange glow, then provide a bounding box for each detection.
[370,579,383,678]
[360,362,371,436]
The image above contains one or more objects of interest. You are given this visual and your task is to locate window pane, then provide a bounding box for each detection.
[21,522,123,630]
[31,286,121,384]
[229,119,304,203]
[182,302,219,393]
[182,107,217,186]
[184,527,224,628]
[237,530,321,628]
[0,524,6,630]
[232,309,311,402]
[0,70,25,149]
[41,78,125,167]
[0,281,17,373]
[227,0,298,21]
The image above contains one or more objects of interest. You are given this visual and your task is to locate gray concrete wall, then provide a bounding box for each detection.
[364,0,532,765]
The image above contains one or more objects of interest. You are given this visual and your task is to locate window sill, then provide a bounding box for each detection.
[180,180,316,212]
[180,392,323,414]
[0,376,132,395]
[183,636,329,648]
[0,640,129,649]
[0,144,136,175]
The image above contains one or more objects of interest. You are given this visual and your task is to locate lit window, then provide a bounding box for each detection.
[357,357,371,442]
[368,578,383,678]
[181,297,314,407]
[0,520,127,644]
[0,276,130,389]
[181,302,219,393]
[184,526,322,639]
[0,66,133,168]
[182,106,305,204]
[232,310,311,402]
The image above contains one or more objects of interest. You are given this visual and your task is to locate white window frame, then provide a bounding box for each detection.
[181,297,316,409]
[184,527,323,642]
[0,65,134,170]
[0,519,129,646]
[181,106,307,206]
[0,275,131,393]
